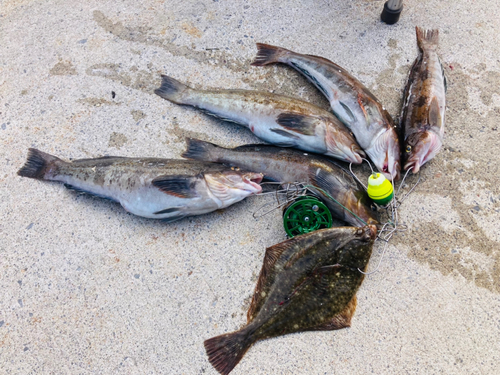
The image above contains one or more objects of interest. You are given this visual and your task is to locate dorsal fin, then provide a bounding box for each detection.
[247,237,303,323]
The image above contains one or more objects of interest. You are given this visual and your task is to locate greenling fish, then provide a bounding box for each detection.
[252,43,401,180]
[18,148,263,221]
[154,74,364,164]
[400,27,446,173]
[182,138,379,227]
[204,225,377,375]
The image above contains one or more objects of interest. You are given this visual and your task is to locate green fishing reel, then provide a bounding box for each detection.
[283,196,333,238]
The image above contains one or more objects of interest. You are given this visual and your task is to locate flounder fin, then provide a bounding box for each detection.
[204,330,252,375]
[152,175,199,198]
[276,113,317,136]
[428,96,442,127]
[306,295,357,331]
[247,238,301,323]
[251,43,288,66]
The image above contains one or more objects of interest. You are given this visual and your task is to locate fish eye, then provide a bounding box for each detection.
[405,145,412,153]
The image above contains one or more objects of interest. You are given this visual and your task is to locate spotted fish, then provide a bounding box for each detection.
[182,138,379,227]
[400,27,446,173]
[204,225,377,375]
[252,43,401,180]
[154,74,364,164]
[18,148,263,221]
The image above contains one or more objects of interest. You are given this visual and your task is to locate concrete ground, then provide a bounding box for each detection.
[1,0,499,374]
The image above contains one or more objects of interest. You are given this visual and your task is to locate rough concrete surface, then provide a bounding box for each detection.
[1,0,499,374]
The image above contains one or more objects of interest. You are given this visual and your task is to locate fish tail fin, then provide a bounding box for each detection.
[251,43,290,66]
[204,330,252,375]
[17,148,62,180]
[181,137,221,162]
[154,74,192,104]
[416,27,439,51]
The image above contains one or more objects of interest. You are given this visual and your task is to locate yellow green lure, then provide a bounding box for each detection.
[367,173,394,206]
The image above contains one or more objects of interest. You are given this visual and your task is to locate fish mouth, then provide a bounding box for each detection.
[404,132,442,174]
[350,145,366,164]
[244,173,264,193]
[367,129,401,181]
[355,225,378,241]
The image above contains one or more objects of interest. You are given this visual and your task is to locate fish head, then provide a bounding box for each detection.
[339,225,377,269]
[404,130,443,173]
[366,127,401,181]
[204,170,263,207]
[325,127,365,164]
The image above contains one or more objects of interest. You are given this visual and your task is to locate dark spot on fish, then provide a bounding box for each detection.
[134,274,140,279]
[112,91,116,99]
[416,95,428,107]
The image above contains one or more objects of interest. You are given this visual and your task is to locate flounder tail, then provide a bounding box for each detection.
[251,43,290,66]
[17,148,62,180]
[204,329,252,375]
[416,27,439,51]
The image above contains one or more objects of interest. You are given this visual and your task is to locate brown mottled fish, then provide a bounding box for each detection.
[154,74,364,164]
[204,225,377,375]
[18,148,262,221]
[400,27,446,173]
[252,43,401,180]
[182,138,379,227]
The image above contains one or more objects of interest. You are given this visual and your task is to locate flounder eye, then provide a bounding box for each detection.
[405,145,412,153]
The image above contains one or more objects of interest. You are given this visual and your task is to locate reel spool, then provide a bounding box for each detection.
[282,196,333,238]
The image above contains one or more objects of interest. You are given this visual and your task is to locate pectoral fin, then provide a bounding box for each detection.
[276,113,318,136]
[152,175,199,198]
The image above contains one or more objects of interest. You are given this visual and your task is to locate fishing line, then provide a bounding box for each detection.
[356,165,420,275]
[250,162,420,275]
[252,182,309,219]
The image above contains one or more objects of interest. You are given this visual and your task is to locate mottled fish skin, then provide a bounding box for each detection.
[17,148,263,221]
[182,138,379,227]
[204,225,377,375]
[154,74,364,164]
[401,27,446,173]
[252,43,401,181]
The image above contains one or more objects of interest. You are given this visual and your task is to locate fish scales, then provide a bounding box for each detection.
[18,148,262,221]
[204,225,376,375]
[182,138,379,227]
[401,27,446,173]
[154,74,364,164]
[252,43,401,180]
